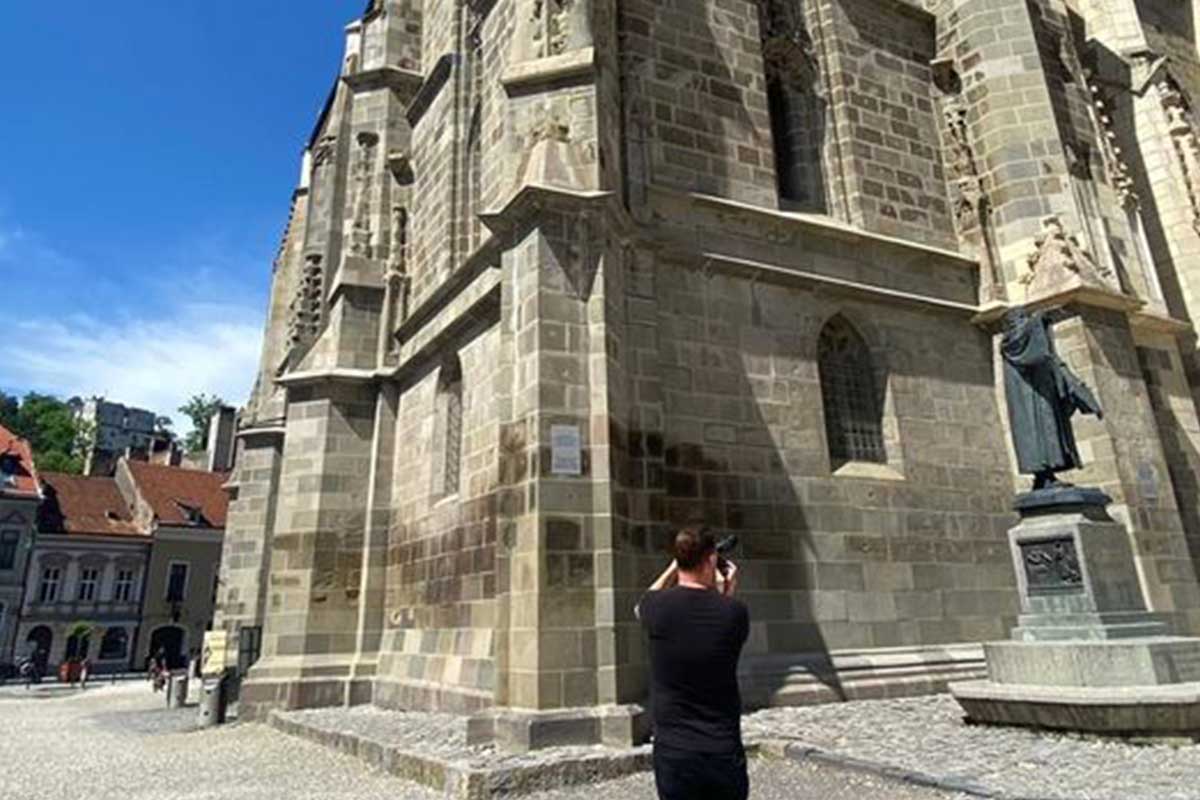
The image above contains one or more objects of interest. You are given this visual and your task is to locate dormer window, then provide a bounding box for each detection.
[174,500,208,527]
[0,453,19,487]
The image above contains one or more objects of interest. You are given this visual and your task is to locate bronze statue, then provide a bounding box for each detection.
[1001,307,1103,491]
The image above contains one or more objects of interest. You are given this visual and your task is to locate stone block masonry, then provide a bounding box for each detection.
[217,0,1200,749]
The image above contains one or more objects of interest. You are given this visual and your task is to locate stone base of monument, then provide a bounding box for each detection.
[950,488,1200,738]
[466,704,650,753]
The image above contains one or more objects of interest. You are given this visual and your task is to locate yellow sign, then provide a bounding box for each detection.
[201,630,230,676]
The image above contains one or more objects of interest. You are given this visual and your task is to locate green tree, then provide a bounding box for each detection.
[0,391,18,432]
[5,393,86,474]
[178,393,225,453]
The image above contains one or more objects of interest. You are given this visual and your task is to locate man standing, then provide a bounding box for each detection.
[637,526,750,800]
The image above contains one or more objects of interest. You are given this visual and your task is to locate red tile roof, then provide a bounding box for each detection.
[0,423,40,499]
[126,460,229,529]
[37,473,143,538]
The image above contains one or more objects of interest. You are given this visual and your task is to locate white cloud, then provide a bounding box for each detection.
[1,304,263,434]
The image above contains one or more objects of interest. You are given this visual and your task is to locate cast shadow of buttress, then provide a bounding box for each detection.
[626,264,847,709]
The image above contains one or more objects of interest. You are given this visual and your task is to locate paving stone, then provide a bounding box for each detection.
[745,693,1200,800]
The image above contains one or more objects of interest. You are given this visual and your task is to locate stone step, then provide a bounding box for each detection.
[266,705,652,799]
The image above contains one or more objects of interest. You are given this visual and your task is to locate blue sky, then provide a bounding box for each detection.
[0,1,364,431]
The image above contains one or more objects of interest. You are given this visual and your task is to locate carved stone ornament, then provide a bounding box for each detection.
[349,131,381,258]
[1088,81,1138,209]
[757,0,818,91]
[1020,537,1084,595]
[288,253,325,349]
[1157,77,1200,235]
[1021,215,1114,299]
[531,0,575,58]
[388,205,408,275]
[511,114,592,191]
[943,101,985,232]
[312,135,338,169]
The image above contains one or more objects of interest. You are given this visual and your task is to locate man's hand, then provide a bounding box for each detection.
[649,560,679,592]
[717,559,739,597]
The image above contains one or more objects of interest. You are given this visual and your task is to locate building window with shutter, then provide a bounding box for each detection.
[818,316,886,465]
[77,568,100,602]
[166,562,189,603]
[0,531,18,570]
[39,568,62,603]
[114,569,137,603]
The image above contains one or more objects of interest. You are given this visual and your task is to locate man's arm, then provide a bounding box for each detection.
[635,560,679,621]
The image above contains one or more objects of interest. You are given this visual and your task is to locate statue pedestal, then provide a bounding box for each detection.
[951,491,1200,738]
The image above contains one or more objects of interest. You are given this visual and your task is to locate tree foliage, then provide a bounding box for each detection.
[178,393,226,453]
[0,391,86,474]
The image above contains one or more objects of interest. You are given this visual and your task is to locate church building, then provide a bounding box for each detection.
[218,0,1200,748]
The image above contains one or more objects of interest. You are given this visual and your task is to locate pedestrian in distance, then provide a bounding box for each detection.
[150,648,168,693]
[636,525,750,800]
[18,654,34,690]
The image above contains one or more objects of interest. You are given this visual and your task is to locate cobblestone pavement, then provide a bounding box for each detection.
[522,758,974,800]
[0,683,971,799]
[745,694,1200,800]
[0,682,442,800]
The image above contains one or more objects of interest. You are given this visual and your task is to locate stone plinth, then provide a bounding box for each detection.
[951,490,1200,737]
[1006,488,1167,642]
[466,705,649,754]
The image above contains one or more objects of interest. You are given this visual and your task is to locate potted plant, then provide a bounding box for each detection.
[60,622,100,683]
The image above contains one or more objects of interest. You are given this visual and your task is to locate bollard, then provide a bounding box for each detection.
[169,672,189,708]
[199,673,227,727]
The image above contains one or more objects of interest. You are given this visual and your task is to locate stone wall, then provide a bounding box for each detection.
[224,0,1200,733]
[615,255,1017,683]
[822,0,956,248]
[375,324,503,712]
[619,0,777,208]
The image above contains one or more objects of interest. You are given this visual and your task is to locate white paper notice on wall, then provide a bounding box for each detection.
[550,424,583,476]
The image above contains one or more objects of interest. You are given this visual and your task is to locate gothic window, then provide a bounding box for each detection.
[759,0,827,211]
[432,357,464,499]
[818,317,886,465]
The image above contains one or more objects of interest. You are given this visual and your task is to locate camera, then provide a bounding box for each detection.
[715,535,738,575]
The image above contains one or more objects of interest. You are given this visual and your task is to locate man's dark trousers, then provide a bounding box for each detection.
[653,742,749,800]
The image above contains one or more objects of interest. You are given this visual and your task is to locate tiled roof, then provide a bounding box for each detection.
[37,473,143,538]
[0,423,40,499]
[126,460,229,529]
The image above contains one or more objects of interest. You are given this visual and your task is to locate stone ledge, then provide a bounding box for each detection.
[501,48,595,93]
[951,679,1200,737]
[266,707,653,799]
[739,644,987,708]
[759,739,1007,800]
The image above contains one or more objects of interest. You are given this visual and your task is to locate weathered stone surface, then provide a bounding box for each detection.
[218,0,1200,752]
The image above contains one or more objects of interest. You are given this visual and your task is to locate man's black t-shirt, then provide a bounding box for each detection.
[639,586,750,754]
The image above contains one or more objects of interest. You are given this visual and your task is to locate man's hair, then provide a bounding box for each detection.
[674,525,717,570]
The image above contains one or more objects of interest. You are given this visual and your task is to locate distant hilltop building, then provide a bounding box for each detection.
[218,0,1200,751]
[75,398,176,477]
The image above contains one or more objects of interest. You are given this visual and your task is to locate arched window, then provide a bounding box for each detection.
[99,628,128,660]
[432,357,464,499]
[818,316,885,465]
[760,0,828,211]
